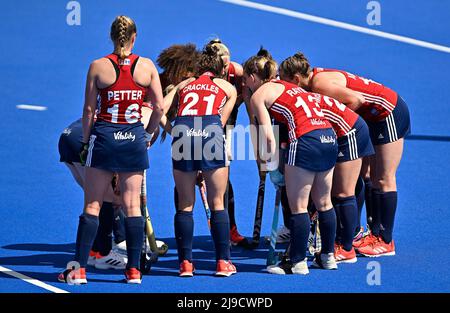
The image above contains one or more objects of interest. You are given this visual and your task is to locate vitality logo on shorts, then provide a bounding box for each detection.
[62,128,72,136]
[186,128,209,139]
[114,131,135,142]
[320,135,336,144]
[310,119,327,126]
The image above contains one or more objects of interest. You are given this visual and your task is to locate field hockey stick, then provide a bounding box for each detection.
[266,187,281,266]
[141,170,169,256]
[198,181,211,229]
[250,170,267,248]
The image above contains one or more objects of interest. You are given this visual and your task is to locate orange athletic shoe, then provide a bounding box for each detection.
[215,260,237,277]
[334,244,357,264]
[358,237,395,257]
[353,232,378,250]
[230,226,248,247]
[58,267,87,284]
[125,268,142,284]
[179,260,195,277]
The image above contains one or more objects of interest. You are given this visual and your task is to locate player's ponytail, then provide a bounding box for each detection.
[197,44,225,77]
[243,47,278,82]
[280,52,311,79]
[206,38,230,58]
[110,15,137,59]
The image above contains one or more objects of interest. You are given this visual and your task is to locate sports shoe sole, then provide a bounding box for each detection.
[179,272,194,277]
[359,251,395,258]
[215,271,236,277]
[335,257,358,264]
[126,279,142,284]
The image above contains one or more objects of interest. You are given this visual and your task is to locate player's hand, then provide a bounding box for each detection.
[269,169,285,189]
[79,143,89,166]
[145,132,154,148]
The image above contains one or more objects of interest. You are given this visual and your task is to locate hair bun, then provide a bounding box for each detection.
[293,52,308,61]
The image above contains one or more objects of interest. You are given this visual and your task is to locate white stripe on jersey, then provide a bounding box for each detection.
[360,92,395,112]
[322,109,352,135]
[271,103,297,142]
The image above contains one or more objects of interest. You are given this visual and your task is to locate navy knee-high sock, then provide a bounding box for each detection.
[226,182,237,229]
[113,208,126,244]
[289,213,310,263]
[210,210,231,261]
[355,177,365,232]
[318,209,337,254]
[371,189,382,236]
[75,213,99,267]
[332,198,342,244]
[124,216,144,269]
[92,202,114,256]
[334,197,358,251]
[364,179,373,229]
[174,211,194,263]
[379,191,397,243]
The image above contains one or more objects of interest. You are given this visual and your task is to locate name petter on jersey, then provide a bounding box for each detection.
[107,90,144,101]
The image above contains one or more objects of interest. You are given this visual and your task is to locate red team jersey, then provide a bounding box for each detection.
[177,72,228,117]
[97,54,147,124]
[313,68,398,122]
[319,95,359,137]
[268,80,331,142]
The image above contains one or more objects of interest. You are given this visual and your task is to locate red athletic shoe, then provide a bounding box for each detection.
[230,225,248,247]
[334,244,357,264]
[353,232,378,250]
[179,260,195,277]
[215,260,237,277]
[125,268,142,284]
[58,267,87,284]
[358,237,395,257]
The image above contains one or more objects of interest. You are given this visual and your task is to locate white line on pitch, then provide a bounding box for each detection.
[219,0,450,54]
[0,265,69,293]
[16,104,47,111]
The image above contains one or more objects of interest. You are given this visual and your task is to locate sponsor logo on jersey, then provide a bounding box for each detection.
[310,119,327,126]
[113,131,135,142]
[186,128,209,139]
[62,128,72,136]
[119,58,131,66]
[320,135,336,144]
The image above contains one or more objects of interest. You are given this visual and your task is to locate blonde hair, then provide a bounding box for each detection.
[279,52,311,80]
[206,38,230,57]
[110,16,137,59]
[243,47,277,82]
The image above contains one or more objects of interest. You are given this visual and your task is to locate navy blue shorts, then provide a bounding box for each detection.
[58,119,83,164]
[172,115,227,172]
[286,128,338,172]
[337,116,375,163]
[368,96,411,146]
[86,120,149,172]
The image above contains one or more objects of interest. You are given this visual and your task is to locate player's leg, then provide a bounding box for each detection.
[173,169,197,276]
[282,164,314,274]
[118,171,145,282]
[310,168,338,270]
[332,159,361,263]
[203,166,236,276]
[59,167,112,283]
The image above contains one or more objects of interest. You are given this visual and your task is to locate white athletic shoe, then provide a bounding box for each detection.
[312,253,338,270]
[87,251,97,267]
[275,226,291,243]
[113,239,166,254]
[113,241,127,254]
[267,258,309,275]
[292,260,309,275]
[94,250,128,270]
